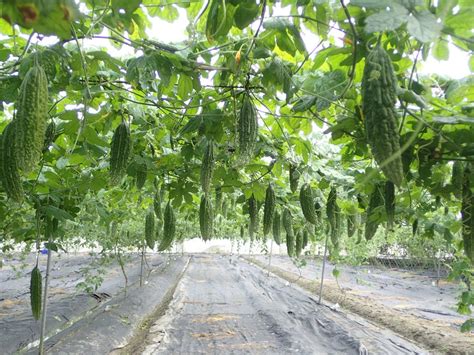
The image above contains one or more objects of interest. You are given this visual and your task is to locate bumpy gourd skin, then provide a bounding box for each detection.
[1,122,24,202]
[248,194,258,241]
[365,183,384,241]
[326,187,338,247]
[452,161,464,199]
[282,208,295,256]
[43,121,56,152]
[145,210,155,249]
[286,232,295,257]
[135,162,147,190]
[200,141,214,194]
[200,195,214,241]
[238,95,258,162]
[347,213,357,238]
[289,163,299,193]
[385,180,395,230]
[30,266,42,321]
[461,166,474,263]
[159,201,175,251]
[362,44,404,186]
[263,184,275,236]
[300,183,317,224]
[295,230,303,257]
[109,121,131,185]
[272,210,282,245]
[15,64,49,174]
[154,192,163,219]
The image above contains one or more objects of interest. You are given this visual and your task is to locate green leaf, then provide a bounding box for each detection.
[177,74,193,99]
[445,76,474,104]
[40,206,74,221]
[406,10,443,43]
[0,76,21,103]
[350,0,391,8]
[432,39,449,61]
[112,0,142,14]
[292,95,317,112]
[234,1,260,29]
[205,0,235,42]
[364,4,409,34]
[180,115,203,135]
[469,56,474,72]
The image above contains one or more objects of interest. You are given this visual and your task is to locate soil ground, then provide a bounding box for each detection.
[246,254,474,354]
[1,252,471,354]
[250,254,470,329]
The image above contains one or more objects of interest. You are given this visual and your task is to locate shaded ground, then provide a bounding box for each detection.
[137,254,425,354]
[247,255,474,354]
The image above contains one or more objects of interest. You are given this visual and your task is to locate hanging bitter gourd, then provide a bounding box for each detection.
[299,183,317,224]
[1,122,24,202]
[314,201,322,222]
[412,218,419,236]
[248,194,258,241]
[263,184,275,236]
[452,161,464,199]
[362,43,404,186]
[286,233,295,257]
[200,195,214,241]
[302,229,309,249]
[282,208,295,257]
[155,218,163,242]
[153,192,163,220]
[289,163,300,193]
[272,210,282,245]
[200,140,214,194]
[110,120,131,185]
[158,201,175,251]
[385,181,395,230]
[238,94,258,163]
[42,120,56,152]
[347,213,358,238]
[14,63,49,173]
[365,183,384,241]
[295,230,303,257]
[461,165,474,263]
[30,266,42,320]
[326,187,338,246]
[333,200,341,249]
[145,210,155,249]
[136,162,147,190]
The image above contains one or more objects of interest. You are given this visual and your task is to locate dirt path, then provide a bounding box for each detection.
[246,256,474,355]
[138,254,425,354]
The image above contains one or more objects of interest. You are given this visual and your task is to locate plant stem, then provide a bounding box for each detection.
[318,233,329,304]
[39,235,52,355]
